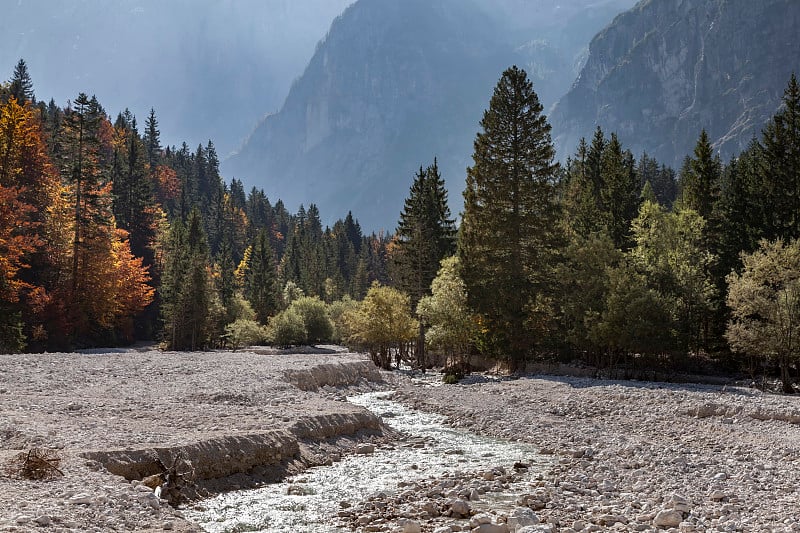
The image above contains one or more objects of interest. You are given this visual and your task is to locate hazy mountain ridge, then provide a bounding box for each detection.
[550,0,800,168]
[224,0,637,230]
[0,0,353,156]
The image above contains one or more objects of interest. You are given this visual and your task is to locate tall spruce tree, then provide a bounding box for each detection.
[161,209,212,350]
[244,228,279,324]
[392,158,456,367]
[599,133,640,250]
[677,129,722,220]
[9,59,34,104]
[761,73,800,241]
[459,66,561,369]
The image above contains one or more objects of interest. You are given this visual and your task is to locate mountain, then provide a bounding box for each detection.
[224,0,637,230]
[550,0,800,169]
[0,0,353,156]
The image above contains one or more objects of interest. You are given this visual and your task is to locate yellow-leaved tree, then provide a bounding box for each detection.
[344,282,417,369]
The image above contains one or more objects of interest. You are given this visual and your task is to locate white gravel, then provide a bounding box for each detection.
[393,374,800,532]
[0,347,386,532]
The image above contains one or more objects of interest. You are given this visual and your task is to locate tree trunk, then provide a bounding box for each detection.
[780,355,795,393]
[417,322,426,372]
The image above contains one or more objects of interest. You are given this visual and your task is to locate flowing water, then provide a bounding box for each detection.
[187,390,545,533]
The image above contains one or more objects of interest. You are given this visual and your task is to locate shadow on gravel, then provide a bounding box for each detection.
[523,373,759,396]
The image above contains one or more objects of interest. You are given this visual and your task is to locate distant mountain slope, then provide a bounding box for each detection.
[0,0,353,155]
[550,0,800,168]
[224,0,636,230]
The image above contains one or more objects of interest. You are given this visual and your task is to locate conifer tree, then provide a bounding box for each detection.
[8,59,34,104]
[244,228,279,324]
[143,108,161,170]
[761,73,800,241]
[392,158,456,367]
[459,66,561,368]
[161,209,212,350]
[599,133,640,250]
[677,129,721,219]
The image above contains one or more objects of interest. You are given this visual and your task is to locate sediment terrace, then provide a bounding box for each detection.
[0,348,391,532]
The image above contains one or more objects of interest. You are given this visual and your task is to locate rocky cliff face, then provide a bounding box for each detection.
[224,0,635,230]
[550,0,800,168]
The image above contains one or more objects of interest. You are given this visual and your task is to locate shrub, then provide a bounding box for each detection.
[268,308,307,346]
[224,319,268,350]
[291,296,333,344]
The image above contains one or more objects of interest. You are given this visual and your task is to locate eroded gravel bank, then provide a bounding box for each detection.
[387,374,800,532]
[0,348,390,532]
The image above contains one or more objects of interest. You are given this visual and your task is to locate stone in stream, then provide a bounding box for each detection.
[355,443,375,454]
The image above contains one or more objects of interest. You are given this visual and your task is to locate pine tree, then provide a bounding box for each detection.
[160,209,212,350]
[761,73,800,241]
[392,158,456,367]
[8,59,35,104]
[459,66,561,368]
[678,129,722,219]
[599,133,640,250]
[244,228,279,323]
[393,160,456,303]
[143,108,161,170]
[562,137,605,237]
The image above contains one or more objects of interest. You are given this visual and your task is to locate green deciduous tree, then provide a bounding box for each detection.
[630,201,717,352]
[416,256,477,369]
[459,65,561,368]
[344,283,417,369]
[726,238,800,392]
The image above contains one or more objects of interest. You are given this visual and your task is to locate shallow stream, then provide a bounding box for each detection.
[187,390,544,532]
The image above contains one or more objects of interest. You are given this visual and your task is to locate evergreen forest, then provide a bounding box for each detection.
[2,59,800,388]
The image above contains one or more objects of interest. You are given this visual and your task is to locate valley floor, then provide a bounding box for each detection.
[0,348,388,532]
[2,349,799,532]
[391,373,800,532]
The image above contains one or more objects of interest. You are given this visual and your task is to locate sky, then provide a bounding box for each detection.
[0,0,354,156]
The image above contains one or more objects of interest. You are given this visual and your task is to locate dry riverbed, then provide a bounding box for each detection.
[2,348,800,532]
[388,374,800,532]
[0,347,390,532]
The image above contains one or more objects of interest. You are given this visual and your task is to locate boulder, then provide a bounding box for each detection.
[508,507,540,529]
[653,510,682,528]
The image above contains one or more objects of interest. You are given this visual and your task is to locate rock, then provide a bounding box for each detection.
[473,524,509,533]
[33,516,51,527]
[653,510,683,528]
[713,472,728,481]
[433,527,453,533]
[670,494,691,513]
[710,490,727,501]
[450,498,471,518]
[598,514,627,526]
[470,513,493,527]
[599,479,616,492]
[355,443,375,454]
[400,519,422,533]
[68,494,93,505]
[162,521,174,531]
[508,507,540,529]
